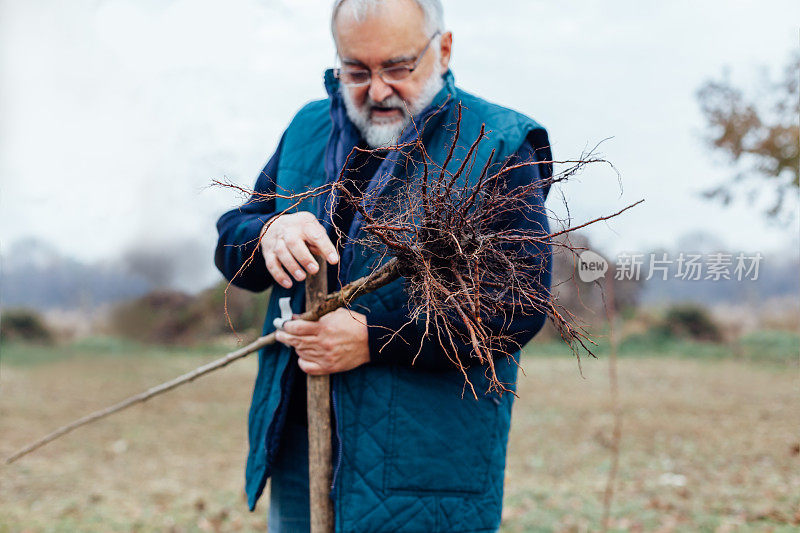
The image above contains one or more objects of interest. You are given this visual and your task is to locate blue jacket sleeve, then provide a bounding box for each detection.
[214,134,285,293]
[367,134,552,371]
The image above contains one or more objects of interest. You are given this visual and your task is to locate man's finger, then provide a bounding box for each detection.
[304,222,339,265]
[276,331,324,356]
[282,319,321,336]
[264,250,293,289]
[295,348,326,362]
[297,357,328,376]
[275,330,301,347]
[274,238,307,282]
[285,236,320,275]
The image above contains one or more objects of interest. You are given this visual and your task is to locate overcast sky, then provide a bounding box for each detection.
[1,0,798,289]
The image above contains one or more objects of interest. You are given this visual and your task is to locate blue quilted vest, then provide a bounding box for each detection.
[245,69,551,533]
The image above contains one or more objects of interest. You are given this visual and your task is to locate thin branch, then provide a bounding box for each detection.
[5,259,400,465]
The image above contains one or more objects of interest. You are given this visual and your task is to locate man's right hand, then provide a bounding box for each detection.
[260,211,339,289]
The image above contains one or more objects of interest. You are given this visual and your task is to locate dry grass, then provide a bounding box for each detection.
[1,339,798,532]
[503,355,799,532]
[1,343,261,532]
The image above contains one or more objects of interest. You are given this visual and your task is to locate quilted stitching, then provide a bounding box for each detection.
[244,72,548,532]
[336,358,516,532]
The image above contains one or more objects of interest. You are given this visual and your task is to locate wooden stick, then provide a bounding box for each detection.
[4,258,400,465]
[305,258,334,533]
[601,267,622,532]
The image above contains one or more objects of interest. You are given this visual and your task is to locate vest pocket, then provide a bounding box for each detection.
[384,366,500,495]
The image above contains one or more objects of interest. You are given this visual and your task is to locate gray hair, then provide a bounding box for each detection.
[331,0,444,40]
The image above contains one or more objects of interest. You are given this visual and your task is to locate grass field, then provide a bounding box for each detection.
[1,333,798,532]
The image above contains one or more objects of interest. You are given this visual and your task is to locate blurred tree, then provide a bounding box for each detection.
[659,304,723,343]
[696,52,799,220]
[108,281,268,345]
[0,309,54,344]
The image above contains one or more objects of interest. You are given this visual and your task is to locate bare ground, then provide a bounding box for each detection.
[1,341,798,532]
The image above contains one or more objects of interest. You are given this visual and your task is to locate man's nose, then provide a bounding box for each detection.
[368,73,394,103]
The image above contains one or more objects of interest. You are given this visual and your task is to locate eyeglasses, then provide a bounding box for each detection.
[334,31,441,87]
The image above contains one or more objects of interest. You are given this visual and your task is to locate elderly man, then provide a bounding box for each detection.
[215,0,552,531]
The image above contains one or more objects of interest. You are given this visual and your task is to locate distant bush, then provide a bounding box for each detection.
[1,309,54,344]
[110,291,196,345]
[108,282,269,345]
[656,304,723,342]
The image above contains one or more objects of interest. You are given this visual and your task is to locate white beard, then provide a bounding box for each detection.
[341,68,445,149]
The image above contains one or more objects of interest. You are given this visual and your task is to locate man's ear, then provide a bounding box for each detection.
[439,31,453,72]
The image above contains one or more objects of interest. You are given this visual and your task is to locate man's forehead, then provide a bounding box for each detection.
[333,0,424,30]
[334,0,428,62]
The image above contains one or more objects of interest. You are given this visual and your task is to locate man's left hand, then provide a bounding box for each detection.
[276,309,370,375]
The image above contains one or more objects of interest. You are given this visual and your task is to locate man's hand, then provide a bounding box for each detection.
[260,211,339,289]
[275,309,370,375]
